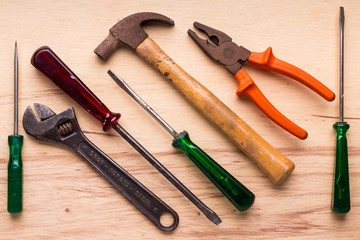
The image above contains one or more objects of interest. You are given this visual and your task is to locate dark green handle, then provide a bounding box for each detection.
[172,131,254,211]
[332,122,350,213]
[8,135,23,213]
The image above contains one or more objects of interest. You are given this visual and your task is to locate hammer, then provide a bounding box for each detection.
[94,12,294,185]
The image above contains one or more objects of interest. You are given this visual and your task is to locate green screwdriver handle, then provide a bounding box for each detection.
[172,131,255,211]
[8,135,23,213]
[332,122,350,213]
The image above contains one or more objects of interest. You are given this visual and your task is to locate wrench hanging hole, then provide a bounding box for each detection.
[57,121,75,137]
[159,212,175,228]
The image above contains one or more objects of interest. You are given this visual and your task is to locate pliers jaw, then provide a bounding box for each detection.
[192,22,233,46]
[188,22,251,75]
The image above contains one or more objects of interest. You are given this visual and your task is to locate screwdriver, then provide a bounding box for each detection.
[108,70,255,211]
[332,7,350,213]
[31,46,221,225]
[8,41,23,213]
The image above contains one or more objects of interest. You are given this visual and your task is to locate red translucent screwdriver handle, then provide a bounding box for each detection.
[31,46,120,131]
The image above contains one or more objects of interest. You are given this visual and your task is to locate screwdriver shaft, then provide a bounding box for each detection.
[109,71,178,138]
[14,41,18,135]
[340,7,345,122]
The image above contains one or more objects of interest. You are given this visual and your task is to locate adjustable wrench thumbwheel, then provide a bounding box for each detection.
[22,103,179,232]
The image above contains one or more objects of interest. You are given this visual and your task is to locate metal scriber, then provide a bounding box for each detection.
[108,70,255,212]
[23,103,179,231]
[8,41,23,213]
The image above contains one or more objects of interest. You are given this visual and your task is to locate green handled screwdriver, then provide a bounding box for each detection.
[8,41,23,213]
[332,7,350,213]
[108,70,255,211]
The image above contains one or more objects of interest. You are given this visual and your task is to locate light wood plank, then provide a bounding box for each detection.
[0,0,359,239]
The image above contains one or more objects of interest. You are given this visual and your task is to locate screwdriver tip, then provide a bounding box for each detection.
[204,209,222,225]
[107,70,135,97]
[340,7,344,22]
[15,41,18,56]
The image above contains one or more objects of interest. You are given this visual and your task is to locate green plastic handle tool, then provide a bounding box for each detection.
[332,122,350,213]
[173,131,254,210]
[332,7,350,213]
[8,135,23,213]
[109,70,255,211]
[8,42,23,213]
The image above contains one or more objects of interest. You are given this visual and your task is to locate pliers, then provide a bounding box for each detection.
[188,22,335,140]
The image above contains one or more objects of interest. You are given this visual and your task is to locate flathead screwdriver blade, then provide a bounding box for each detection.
[8,41,24,213]
[332,6,350,213]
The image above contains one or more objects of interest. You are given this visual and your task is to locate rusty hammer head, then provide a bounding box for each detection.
[94,12,174,60]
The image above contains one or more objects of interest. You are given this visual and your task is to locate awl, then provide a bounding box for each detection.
[8,42,23,213]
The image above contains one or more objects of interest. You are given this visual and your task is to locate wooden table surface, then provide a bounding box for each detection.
[1,0,359,239]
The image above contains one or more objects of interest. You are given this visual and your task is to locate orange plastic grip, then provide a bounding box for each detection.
[235,69,308,139]
[247,47,335,101]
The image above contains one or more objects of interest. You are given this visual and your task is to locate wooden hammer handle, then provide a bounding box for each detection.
[136,37,294,185]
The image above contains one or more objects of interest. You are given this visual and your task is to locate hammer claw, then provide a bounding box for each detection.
[95,12,175,60]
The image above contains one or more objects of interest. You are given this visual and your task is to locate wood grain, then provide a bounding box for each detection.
[0,0,359,239]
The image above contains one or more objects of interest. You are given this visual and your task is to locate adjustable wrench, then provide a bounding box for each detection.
[22,103,178,232]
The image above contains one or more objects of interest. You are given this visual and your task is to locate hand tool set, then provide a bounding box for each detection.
[94,12,295,185]
[5,8,350,231]
[31,46,221,225]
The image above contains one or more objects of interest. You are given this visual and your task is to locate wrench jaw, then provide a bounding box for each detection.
[22,104,83,148]
[34,103,56,120]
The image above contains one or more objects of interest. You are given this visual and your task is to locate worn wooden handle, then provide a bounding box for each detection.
[135,37,295,185]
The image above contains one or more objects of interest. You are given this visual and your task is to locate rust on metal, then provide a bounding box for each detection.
[94,12,174,60]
